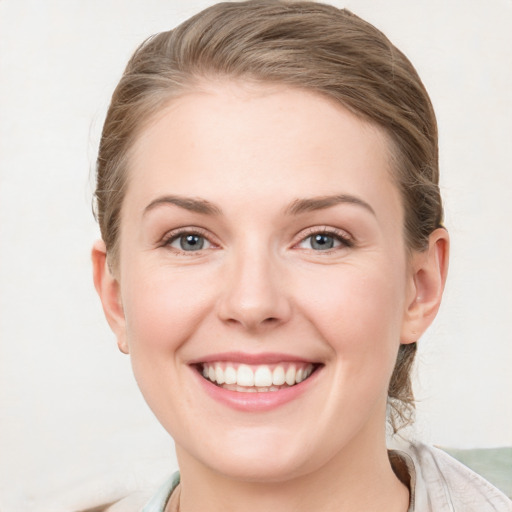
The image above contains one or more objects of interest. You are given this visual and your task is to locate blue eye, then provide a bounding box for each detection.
[169,233,210,251]
[297,230,351,251]
[310,233,336,250]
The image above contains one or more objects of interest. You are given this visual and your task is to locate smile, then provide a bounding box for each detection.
[199,362,317,392]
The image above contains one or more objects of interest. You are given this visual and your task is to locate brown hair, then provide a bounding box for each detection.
[94,0,443,430]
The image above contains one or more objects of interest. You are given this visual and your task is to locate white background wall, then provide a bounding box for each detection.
[1,1,511,511]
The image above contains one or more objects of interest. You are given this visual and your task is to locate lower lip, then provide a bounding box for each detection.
[193,367,321,412]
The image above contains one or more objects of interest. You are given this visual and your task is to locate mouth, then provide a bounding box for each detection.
[196,361,320,393]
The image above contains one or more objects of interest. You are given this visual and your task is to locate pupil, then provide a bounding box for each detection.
[181,234,204,251]
[312,234,333,250]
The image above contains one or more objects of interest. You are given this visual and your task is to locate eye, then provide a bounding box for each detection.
[165,231,213,252]
[297,229,353,252]
[311,233,338,250]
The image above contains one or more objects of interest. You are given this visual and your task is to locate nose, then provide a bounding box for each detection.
[216,245,292,332]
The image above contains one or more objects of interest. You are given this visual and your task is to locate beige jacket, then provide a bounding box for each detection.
[72,442,512,511]
[393,442,512,511]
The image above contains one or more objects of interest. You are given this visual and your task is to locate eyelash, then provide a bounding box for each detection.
[160,226,354,255]
[294,226,354,253]
[161,227,217,255]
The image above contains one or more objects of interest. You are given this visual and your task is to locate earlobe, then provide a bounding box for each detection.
[401,228,450,344]
[91,240,129,354]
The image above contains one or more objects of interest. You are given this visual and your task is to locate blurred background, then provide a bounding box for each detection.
[1,0,511,510]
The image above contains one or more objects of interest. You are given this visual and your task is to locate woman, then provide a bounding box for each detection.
[91,1,511,511]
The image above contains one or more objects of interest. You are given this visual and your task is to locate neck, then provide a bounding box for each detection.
[174,423,409,512]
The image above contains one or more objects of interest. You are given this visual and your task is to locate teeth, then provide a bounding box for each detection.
[201,362,315,391]
[237,365,254,386]
[272,366,285,385]
[215,365,224,385]
[285,365,296,386]
[254,366,273,387]
[224,365,237,385]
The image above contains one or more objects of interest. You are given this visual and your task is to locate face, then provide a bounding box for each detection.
[101,82,424,482]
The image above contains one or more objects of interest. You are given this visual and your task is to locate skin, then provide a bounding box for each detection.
[93,82,449,512]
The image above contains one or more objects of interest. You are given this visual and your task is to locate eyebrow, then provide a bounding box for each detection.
[285,194,376,216]
[143,193,375,217]
[144,195,222,216]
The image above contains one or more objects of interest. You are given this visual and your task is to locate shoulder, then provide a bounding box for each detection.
[398,441,512,512]
[83,473,179,512]
[37,467,178,512]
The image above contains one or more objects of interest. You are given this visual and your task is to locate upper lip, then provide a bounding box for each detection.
[188,351,318,365]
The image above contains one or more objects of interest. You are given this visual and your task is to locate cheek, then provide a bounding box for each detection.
[296,261,407,360]
[293,262,407,427]
[121,262,216,354]
[119,263,219,426]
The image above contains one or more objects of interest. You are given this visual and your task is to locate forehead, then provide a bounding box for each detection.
[125,81,401,221]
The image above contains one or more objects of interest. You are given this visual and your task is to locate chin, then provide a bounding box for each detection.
[175,422,336,484]
[205,450,316,484]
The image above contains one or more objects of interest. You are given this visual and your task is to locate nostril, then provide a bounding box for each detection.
[225,316,279,327]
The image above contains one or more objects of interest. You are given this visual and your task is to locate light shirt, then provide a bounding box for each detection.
[139,442,512,512]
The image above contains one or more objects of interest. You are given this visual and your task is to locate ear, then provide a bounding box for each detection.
[401,228,449,344]
[92,240,129,354]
